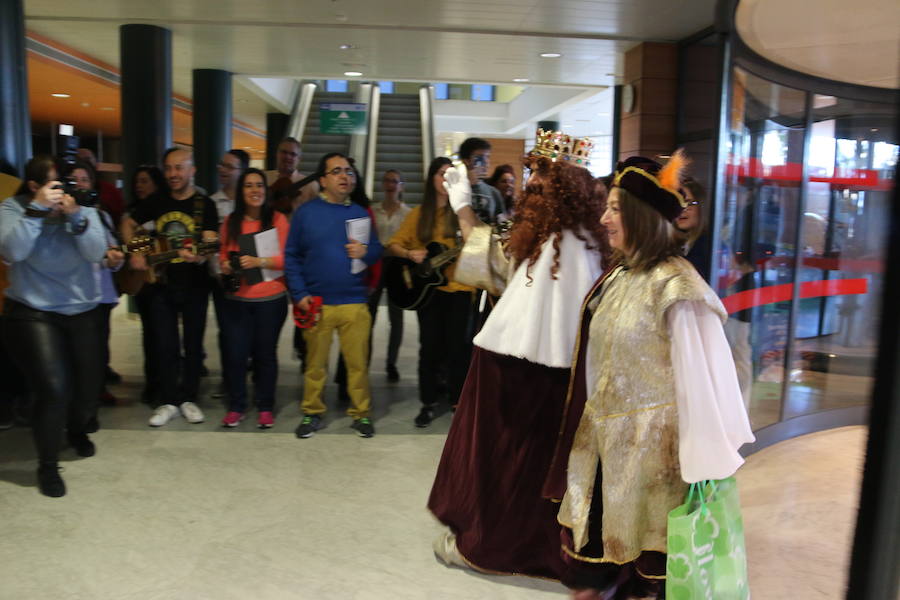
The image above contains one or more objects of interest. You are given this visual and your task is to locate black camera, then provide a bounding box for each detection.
[221,251,242,293]
[55,179,99,207]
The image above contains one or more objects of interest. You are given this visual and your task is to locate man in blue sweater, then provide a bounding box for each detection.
[285,153,383,438]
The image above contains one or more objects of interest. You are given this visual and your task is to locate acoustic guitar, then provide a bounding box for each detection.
[115,235,221,296]
[384,242,461,310]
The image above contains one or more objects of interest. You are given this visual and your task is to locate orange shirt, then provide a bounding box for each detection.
[219,211,290,300]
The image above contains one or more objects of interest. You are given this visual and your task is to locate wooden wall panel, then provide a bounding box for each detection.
[483,137,526,189]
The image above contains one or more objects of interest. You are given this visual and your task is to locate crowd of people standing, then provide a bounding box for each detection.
[0,129,754,600]
[0,135,518,490]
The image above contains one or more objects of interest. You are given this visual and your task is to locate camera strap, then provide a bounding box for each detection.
[15,195,61,221]
[192,196,206,240]
[97,210,123,246]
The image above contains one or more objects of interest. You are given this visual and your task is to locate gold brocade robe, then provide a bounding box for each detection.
[558,256,727,564]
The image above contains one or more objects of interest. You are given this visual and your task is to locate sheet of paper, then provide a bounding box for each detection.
[345,217,371,274]
[254,227,283,281]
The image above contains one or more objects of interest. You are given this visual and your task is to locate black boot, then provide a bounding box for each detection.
[386,364,400,383]
[67,432,96,458]
[37,463,66,498]
[414,406,434,428]
[84,416,99,434]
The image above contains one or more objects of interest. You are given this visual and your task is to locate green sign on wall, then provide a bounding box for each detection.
[319,103,367,135]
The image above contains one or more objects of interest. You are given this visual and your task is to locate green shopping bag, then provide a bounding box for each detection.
[665,477,750,600]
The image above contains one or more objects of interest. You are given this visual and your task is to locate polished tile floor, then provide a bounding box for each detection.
[0,303,867,599]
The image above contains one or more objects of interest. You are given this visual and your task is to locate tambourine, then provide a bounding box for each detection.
[293,296,323,329]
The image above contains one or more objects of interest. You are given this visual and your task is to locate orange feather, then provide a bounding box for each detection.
[658,149,690,192]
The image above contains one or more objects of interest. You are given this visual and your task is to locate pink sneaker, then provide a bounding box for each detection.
[257,411,275,429]
[222,411,244,427]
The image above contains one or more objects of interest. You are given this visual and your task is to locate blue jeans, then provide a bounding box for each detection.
[221,296,288,413]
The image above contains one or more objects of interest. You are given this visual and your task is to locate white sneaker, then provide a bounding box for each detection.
[149,404,179,427]
[180,401,205,424]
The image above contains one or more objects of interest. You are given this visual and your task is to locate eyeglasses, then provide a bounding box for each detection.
[326,167,356,177]
[382,178,401,184]
[218,162,239,170]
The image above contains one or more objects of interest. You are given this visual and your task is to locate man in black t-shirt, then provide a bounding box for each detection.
[122,148,219,427]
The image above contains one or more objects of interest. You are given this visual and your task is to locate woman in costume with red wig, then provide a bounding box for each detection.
[428,130,608,580]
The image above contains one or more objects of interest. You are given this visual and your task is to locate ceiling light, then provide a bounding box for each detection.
[513,78,529,83]
[81,102,90,107]
[100,107,115,111]
[339,44,354,50]
[51,93,70,98]
[540,53,561,58]
[344,71,362,77]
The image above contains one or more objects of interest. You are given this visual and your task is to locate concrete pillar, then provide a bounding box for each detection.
[0,0,31,176]
[120,24,172,205]
[192,69,232,194]
[265,112,290,170]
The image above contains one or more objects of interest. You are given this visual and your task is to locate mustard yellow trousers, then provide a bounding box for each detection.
[301,303,371,418]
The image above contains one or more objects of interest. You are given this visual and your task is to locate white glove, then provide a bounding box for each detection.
[443,164,472,214]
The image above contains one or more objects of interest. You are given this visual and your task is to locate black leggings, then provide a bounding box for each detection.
[2,300,104,465]
[416,290,475,407]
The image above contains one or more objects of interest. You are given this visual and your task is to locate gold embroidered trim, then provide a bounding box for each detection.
[595,402,675,422]
[635,566,667,580]
[612,166,687,207]
[561,543,667,566]
[543,264,621,491]
[456,547,561,583]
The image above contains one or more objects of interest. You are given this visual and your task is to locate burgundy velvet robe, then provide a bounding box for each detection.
[426,270,609,580]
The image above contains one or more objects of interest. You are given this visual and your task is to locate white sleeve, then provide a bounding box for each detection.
[669,300,756,483]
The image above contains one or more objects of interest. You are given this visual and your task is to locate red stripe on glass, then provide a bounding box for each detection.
[725,157,891,190]
[721,278,869,314]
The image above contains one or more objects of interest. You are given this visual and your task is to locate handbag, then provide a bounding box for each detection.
[452,223,509,296]
[666,477,750,600]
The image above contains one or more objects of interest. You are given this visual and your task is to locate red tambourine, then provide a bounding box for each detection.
[293,296,323,329]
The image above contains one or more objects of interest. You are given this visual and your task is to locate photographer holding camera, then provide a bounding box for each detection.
[0,155,108,498]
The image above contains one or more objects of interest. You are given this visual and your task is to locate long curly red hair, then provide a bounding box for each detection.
[507,155,609,281]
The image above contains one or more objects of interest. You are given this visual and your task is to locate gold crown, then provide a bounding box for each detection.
[529,128,593,166]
